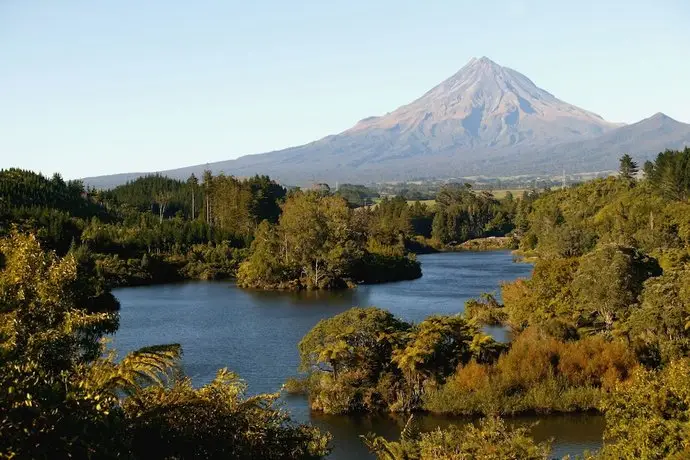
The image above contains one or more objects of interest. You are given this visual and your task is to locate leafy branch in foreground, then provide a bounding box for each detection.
[362,416,550,460]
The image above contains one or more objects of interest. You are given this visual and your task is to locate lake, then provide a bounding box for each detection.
[111,251,604,458]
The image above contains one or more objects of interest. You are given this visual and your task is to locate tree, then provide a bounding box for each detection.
[202,169,213,225]
[431,183,509,244]
[154,190,172,224]
[298,307,409,377]
[626,269,690,366]
[646,148,690,201]
[0,232,170,457]
[124,369,331,459]
[392,315,481,408]
[237,191,418,290]
[187,173,199,219]
[572,245,661,332]
[600,359,690,459]
[619,154,639,180]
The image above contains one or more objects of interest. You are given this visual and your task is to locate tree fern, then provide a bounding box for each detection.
[86,343,182,399]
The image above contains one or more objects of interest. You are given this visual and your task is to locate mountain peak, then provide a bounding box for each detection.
[461,56,503,75]
[468,56,500,66]
[649,112,673,121]
[350,55,615,142]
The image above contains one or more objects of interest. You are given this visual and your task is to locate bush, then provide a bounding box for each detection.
[363,416,551,460]
[423,329,637,416]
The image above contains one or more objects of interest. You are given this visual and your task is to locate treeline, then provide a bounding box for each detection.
[0,170,289,286]
[1,167,524,290]
[431,184,519,244]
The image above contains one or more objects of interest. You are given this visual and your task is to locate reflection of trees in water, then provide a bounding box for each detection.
[242,287,361,307]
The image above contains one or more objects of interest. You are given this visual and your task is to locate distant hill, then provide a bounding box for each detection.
[83,57,690,188]
[521,113,690,174]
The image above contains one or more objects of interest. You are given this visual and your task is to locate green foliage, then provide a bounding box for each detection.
[431,184,515,244]
[464,293,508,326]
[298,307,410,412]
[646,148,690,201]
[392,315,482,408]
[104,174,198,219]
[600,359,690,459]
[174,242,248,281]
[0,232,123,458]
[124,369,331,459]
[501,257,581,334]
[202,173,286,241]
[0,168,104,218]
[0,169,109,253]
[0,232,331,459]
[626,269,690,366]
[500,245,661,339]
[297,307,502,414]
[521,177,627,257]
[619,154,639,181]
[572,245,661,333]
[336,183,379,207]
[362,416,551,460]
[238,192,421,290]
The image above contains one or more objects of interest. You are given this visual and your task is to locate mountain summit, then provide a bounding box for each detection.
[348,56,616,149]
[84,57,690,188]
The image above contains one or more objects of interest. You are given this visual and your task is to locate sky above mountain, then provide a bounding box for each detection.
[1,0,689,178]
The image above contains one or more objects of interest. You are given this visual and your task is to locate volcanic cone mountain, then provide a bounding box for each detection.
[84,57,690,188]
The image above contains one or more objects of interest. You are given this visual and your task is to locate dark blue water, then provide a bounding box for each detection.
[111,251,604,458]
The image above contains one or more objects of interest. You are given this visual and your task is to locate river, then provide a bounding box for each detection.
[111,251,604,458]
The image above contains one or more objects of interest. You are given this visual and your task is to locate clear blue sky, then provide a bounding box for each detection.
[1,0,688,179]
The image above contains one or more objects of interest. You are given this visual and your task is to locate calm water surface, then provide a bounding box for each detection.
[112,251,604,459]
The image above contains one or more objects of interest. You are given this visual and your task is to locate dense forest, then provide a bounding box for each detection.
[290,149,690,458]
[0,167,522,291]
[4,148,690,458]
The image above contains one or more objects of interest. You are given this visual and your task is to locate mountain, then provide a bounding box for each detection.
[83,57,689,188]
[521,112,690,173]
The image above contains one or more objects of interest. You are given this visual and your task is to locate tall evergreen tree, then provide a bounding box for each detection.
[619,154,639,180]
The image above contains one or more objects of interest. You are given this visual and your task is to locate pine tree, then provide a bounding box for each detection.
[619,154,639,180]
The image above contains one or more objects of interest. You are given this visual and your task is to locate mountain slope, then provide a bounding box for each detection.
[504,112,690,175]
[348,56,617,148]
[83,57,687,188]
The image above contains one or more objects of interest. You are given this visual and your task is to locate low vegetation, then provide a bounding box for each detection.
[362,416,551,460]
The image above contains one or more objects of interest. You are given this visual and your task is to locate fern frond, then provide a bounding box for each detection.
[90,343,181,398]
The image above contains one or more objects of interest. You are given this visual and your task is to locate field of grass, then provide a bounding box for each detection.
[364,190,527,210]
[405,199,436,207]
[402,191,527,207]
[489,189,527,199]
